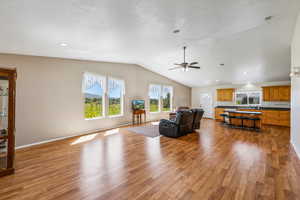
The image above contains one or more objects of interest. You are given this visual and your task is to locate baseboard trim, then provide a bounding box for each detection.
[15,121,134,150]
[291,142,300,161]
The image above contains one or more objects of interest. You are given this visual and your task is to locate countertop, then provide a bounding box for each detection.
[215,106,290,111]
[226,110,262,115]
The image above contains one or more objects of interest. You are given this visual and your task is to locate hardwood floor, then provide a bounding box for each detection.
[0,119,300,200]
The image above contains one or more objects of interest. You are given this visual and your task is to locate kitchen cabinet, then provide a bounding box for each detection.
[215,108,225,120]
[261,110,290,127]
[262,86,290,102]
[279,86,291,101]
[217,89,234,102]
[263,87,270,101]
[214,107,290,127]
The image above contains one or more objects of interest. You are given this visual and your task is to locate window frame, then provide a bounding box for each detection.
[162,85,173,112]
[148,84,174,113]
[235,91,262,106]
[149,84,161,113]
[82,72,106,120]
[107,77,125,118]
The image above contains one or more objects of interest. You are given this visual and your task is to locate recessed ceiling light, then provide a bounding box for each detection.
[216,80,220,82]
[243,72,248,75]
[60,43,68,47]
[173,29,180,34]
[265,16,273,21]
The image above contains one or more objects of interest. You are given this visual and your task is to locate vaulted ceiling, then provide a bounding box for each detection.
[0,0,300,87]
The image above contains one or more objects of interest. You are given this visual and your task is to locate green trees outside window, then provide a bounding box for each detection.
[108,78,124,116]
[149,84,173,113]
[83,73,125,119]
[83,73,105,119]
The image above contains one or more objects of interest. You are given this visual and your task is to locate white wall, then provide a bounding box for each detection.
[0,54,191,147]
[192,81,291,118]
[291,13,300,159]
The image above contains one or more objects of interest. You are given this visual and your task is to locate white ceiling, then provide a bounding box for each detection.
[0,0,300,87]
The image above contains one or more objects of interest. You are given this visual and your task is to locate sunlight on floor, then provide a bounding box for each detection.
[104,128,120,136]
[71,133,98,145]
[233,142,262,169]
[151,121,160,126]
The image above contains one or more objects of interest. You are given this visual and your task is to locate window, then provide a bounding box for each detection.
[248,92,261,105]
[149,84,173,113]
[83,73,105,119]
[162,86,173,111]
[149,84,161,112]
[236,91,261,106]
[236,93,248,105]
[108,78,125,116]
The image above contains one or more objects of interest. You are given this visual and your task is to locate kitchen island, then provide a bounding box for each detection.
[226,110,262,129]
[215,106,290,127]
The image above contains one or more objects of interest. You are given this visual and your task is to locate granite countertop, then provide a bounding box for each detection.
[226,110,262,115]
[215,106,290,111]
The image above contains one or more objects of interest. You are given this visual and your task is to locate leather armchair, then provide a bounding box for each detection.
[169,106,190,120]
[159,110,194,138]
[192,109,204,130]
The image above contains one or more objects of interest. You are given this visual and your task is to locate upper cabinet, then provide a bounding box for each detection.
[262,86,290,102]
[217,88,235,102]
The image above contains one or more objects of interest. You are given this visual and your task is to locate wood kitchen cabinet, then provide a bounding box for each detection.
[279,86,291,101]
[262,110,290,127]
[262,86,290,102]
[263,87,270,101]
[215,108,225,120]
[215,107,290,127]
[217,89,234,102]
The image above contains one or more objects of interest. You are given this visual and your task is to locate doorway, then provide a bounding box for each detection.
[199,92,213,118]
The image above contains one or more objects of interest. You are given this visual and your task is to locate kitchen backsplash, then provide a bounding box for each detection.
[216,101,290,108]
[261,101,290,108]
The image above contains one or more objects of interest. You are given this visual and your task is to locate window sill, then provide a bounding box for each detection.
[162,110,171,113]
[85,116,105,121]
[149,111,160,114]
[108,114,123,118]
[235,105,261,106]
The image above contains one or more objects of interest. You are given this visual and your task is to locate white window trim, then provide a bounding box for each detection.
[85,116,105,121]
[235,91,262,106]
[149,84,161,113]
[82,72,106,120]
[162,85,173,113]
[149,84,174,113]
[107,77,125,117]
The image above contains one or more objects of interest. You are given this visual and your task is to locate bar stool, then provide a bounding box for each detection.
[220,113,228,123]
[228,115,237,127]
[248,117,261,131]
[235,116,248,128]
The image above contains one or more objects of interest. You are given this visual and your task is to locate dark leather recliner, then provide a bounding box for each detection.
[159,110,194,138]
[192,109,204,130]
[169,106,190,120]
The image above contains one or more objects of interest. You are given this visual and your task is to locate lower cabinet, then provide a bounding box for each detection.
[262,110,290,127]
[214,108,290,127]
[215,108,225,120]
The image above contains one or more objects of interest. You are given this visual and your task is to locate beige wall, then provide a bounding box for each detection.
[0,54,191,147]
[291,12,300,159]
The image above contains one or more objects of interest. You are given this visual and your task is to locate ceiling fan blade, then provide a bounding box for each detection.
[190,62,198,65]
[188,66,201,69]
[169,66,182,71]
[174,63,183,66]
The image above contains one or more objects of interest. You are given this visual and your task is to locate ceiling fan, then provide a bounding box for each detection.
[169,46,201,72]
